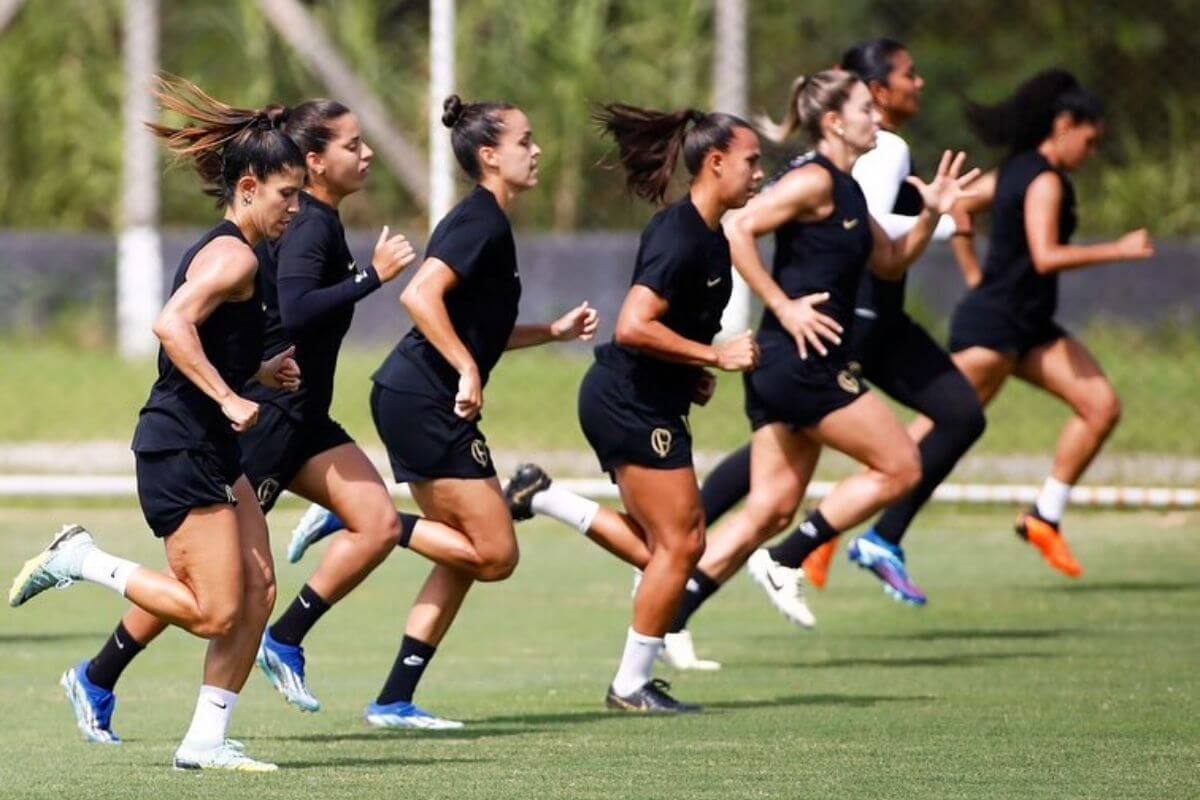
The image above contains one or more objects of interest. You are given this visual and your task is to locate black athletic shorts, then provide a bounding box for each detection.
[854,311,968,404]
[744,337,868,431]
[577,360,694,477]
[134,446,241,538]
[948,300,1068,359]
[370,382,496,483]
[238,402,355,512]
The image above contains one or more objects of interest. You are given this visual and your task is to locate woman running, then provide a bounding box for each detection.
[687,39,987,617]
[361,94,597,728]
[8,77,305,771]
[943,69,1153,576]
[514,104,764,710]
[635,70,975,662]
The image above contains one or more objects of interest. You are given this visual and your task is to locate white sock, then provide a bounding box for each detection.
[1035,477,1072,524]
[78,547,139,597]
[180,685,238,751]
[531,485,600,534]
[611,627,662,696]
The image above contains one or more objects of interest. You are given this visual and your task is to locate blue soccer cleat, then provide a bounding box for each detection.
[847,530,927,606]
[287,504,346,564]
[364,700,464,730]
[60,660,121,744]
[256,630,321,712]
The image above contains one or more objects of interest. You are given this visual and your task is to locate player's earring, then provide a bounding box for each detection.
[835,126,845,137]
[242,194,252,206]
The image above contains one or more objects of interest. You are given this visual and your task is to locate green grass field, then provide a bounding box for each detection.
[1,325,1198,456]
[0,503,1197,799]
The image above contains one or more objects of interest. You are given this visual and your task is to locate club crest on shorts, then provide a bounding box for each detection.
[470,439,490,467]
[837,369,861,395]
[650,427,673,458]
[256,478,280,508]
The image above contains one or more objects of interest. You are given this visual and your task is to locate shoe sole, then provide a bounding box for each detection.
[256,649,320,713]
[172,759,278,772]
[364,714,464,730]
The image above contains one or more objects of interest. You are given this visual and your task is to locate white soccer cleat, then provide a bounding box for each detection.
[287,503,341,564]
[9,524,93,607]
[660,630,721,671]
[746,548,816,629]
[172,741,278,772]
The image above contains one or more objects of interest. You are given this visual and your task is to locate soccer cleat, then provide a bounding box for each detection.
[60,661,121,744]
[1015,509,1083,577]
[847,531,927,606]
[660,630,721,671]
[287,504,345,564]
[801,536,838,589]
[256,630,321,712]
[172,741,278,772]
[746,548,816,629]
[503,463,552,522]
[9,524,94,607]
[605,678,701,714]
[364,701,464,730]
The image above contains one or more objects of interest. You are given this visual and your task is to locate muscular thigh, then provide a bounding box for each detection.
[164,502,243,605]
[289,443,394,532]
[231,475,273,593]
[410,477,515,557]
[615,465,702,550]
[1015,336,1114,412]
[809,391,913,473]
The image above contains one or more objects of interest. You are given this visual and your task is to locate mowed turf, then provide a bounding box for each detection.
[0,504,1197,799]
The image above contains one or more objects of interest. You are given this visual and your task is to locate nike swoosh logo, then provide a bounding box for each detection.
[842,218,859,230]
[109,567,119,579]
[766,573,784,592]
[114,634,125,650]
[706,276,721,287]
[403,655,426,667]
[354,272,366,283]
[209,700,228,709]
[298,596,311,609]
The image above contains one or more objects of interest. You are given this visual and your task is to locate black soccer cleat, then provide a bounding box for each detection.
[504,463,552,521]
[605,679,702,714]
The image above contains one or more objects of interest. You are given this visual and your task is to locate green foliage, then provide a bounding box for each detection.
[0,1,1196,232]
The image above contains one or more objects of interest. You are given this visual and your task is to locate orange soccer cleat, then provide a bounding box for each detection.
[1015,509,1083,578]
[801,537,839,589]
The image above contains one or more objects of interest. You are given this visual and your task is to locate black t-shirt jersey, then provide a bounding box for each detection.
[855,153,924,321]
[244,192,380,420]
[971,150,1077,324]
[132,220,264,453]
[759,152,874,358]
[374,185,520,397]
[594,198,733,416]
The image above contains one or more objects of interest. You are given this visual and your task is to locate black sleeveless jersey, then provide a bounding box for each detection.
[374,185,521,397]
[594,197,733,416]
[971,150,1077,324]
[759,152,874,358]
[132,220,264,453]
[244,193,379,421]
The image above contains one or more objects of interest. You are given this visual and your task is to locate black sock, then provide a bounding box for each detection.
[85,622,145,691]
[377,635,437,705]
[701,444,752,526]
[669,569,722,633]
[768,510,839,568]
[397,512,419,549]
[269,584,331,646]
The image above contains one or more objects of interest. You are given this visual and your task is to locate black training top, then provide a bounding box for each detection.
[244,192,380,420]
[967,150,1076,324]
[132,220,264,453]
[594,197,733,416]
[758,152,874,358]
[373,185,520,397]
[855,158,924,323]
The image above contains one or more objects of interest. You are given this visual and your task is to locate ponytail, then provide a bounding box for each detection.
[757,69,861,144]
[966,68,1105,154]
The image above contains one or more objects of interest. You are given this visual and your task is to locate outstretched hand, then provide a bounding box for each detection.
[907,150,982,216]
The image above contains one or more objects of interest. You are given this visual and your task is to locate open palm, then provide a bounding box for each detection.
[907,150,981,216]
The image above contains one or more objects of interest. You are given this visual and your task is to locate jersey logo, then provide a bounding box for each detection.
[650,427,673,458]
[837,369,861,395]
[354,271,367,284]
[256,478,280,508]
[842,218,860,230]
[470,439,490,467]
[706,276,722,288]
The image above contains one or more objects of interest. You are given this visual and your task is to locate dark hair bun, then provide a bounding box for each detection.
[442,94,465,128]
[263,104,290,129]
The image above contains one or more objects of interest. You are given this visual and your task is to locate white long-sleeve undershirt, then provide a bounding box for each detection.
[852,129,956,241]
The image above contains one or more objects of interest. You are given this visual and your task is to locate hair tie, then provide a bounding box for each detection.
[689,109,706,125]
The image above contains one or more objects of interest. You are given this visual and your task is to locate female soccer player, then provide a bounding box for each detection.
[547,104,764,712]
[690,40,987,614]
[944,69,1153,576]
[8,77,305,771]
[644,70,976,654]
[362,94,597,728]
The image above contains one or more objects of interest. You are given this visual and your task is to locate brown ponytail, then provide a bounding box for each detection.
[757,69,860,144]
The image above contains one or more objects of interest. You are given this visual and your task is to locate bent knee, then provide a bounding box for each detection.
[1085,390,1122,434]
[882,446,922,501]
[196,602,240,639]
[477,541,520,582]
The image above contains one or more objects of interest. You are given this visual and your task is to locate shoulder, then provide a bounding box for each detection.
[191,234,259,286]
[768,160,834,202]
